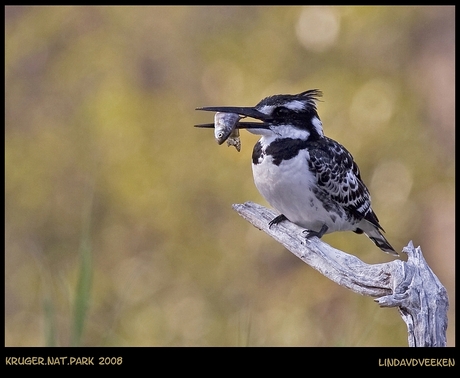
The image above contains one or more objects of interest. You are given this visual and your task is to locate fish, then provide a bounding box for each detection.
[226,128,241,152]
[214,112,241,151]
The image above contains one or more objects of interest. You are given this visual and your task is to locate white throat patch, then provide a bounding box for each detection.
[271,125,311,140]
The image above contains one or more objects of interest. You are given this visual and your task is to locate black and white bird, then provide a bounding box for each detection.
[196,90,397,255]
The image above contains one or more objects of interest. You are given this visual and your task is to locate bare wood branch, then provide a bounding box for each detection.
[233,201,449,347]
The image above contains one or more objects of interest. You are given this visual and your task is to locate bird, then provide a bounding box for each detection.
[196,90,397,256]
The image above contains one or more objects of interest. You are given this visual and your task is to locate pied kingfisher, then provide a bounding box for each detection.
[197,90,397,255]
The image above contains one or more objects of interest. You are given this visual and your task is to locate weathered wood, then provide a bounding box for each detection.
[232,201,449,347]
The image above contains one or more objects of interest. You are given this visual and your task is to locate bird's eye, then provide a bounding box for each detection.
[273,107,290,117]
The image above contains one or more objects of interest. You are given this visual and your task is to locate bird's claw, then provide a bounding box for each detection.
[302,224,328,239]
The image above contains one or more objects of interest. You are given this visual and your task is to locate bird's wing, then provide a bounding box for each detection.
[306,137,381,228]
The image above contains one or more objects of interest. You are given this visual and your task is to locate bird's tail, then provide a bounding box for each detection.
[364,227,398,256]
[357,219,398,256]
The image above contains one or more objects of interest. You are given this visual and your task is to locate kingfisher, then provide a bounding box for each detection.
[196,90,397,255]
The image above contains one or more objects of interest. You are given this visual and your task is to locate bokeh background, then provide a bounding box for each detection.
[5,6,454,346]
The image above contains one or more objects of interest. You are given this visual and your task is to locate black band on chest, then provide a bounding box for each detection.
[252,138,310,166]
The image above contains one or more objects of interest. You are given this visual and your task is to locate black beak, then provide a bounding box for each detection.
[196,106,270,121]
[195,106,271,130]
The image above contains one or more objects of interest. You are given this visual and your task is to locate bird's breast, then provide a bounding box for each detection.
[251,140,353,232]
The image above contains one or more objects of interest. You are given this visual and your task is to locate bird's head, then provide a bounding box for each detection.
[196,89,323,140]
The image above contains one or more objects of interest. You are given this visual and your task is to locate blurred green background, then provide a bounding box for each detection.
[5,6,454,346]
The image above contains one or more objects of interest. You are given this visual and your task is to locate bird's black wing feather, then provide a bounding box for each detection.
[306,137,382,229]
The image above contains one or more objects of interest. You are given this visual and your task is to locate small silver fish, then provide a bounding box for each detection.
[214,112,241,151]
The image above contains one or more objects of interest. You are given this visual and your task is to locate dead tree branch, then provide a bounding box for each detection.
[233,201,449,347]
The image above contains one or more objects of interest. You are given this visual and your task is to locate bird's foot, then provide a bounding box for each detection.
[269,214,288,229]
[302,224,329,239]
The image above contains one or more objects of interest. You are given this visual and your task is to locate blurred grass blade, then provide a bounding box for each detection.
[43,296,57,347]
[71,181,94,346]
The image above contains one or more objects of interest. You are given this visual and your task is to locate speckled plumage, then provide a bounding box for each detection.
[198,90,396,255]
[249,91,395,255]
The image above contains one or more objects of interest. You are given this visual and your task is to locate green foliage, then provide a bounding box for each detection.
[5,6,454,346]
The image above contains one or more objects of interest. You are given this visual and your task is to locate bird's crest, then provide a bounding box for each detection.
[298,89,323,110]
